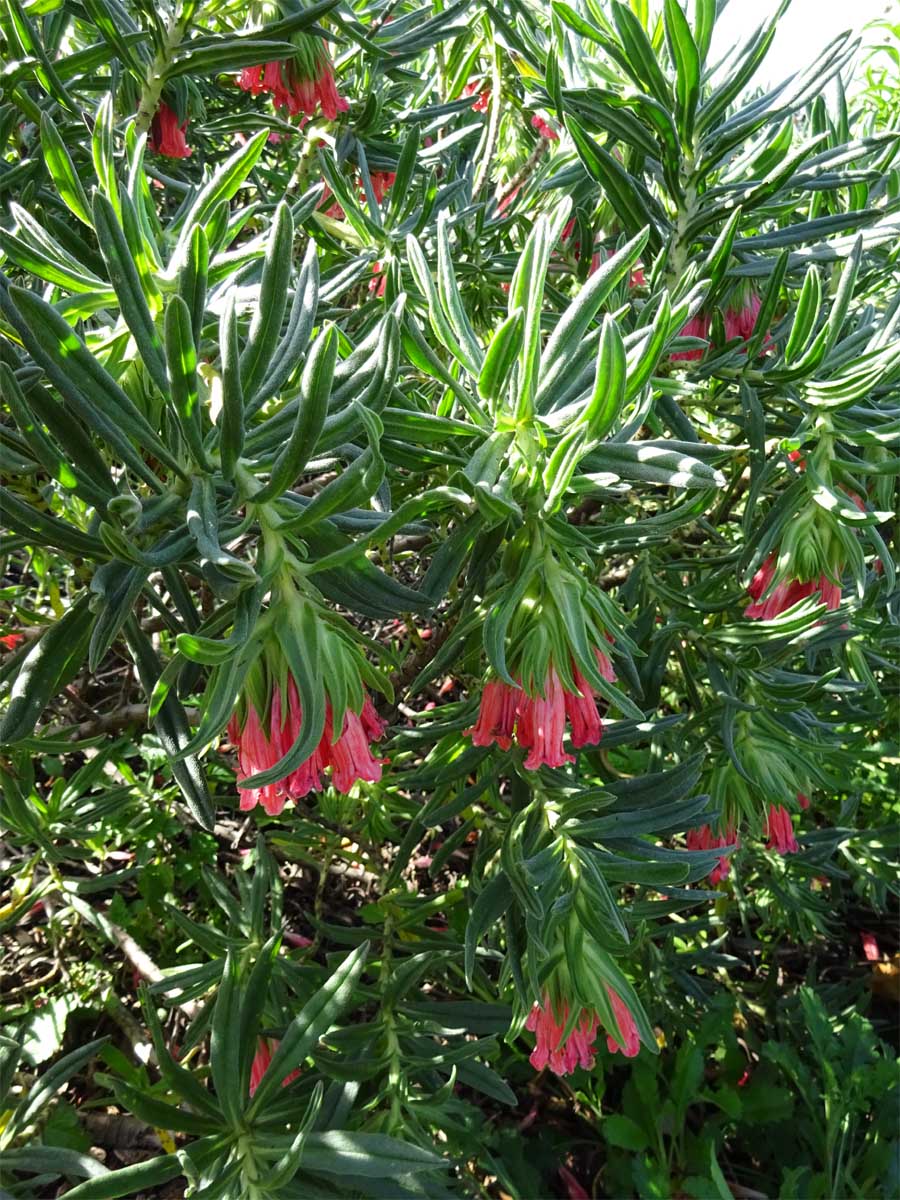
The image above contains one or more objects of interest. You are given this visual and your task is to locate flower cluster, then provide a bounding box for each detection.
[765,804,799,855]
[464,79,490,112]
[467,648,615,770]
[687,823,739,886]
[238,39,347,120]
[745,553,841,620]
[525,987,639,1076]
[671,291,765,361]
[228,675,386,815]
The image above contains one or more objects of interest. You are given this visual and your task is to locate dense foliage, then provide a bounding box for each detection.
[1,1,898,1197]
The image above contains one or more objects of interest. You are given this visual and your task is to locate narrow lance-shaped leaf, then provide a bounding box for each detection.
[247,942,370,1115]
[218,294,243,481]
[253,324,337,504]
[165,294,212,470]
[583,314,627,443]
[664,0,700,146]
[39,113,92,226]
[240,200,294,399]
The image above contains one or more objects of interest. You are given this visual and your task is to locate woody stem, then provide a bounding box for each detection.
[134,6,191,137]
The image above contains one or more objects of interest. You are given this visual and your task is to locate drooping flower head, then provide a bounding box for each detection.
[149,102,191,158]
[672,285,768,362]
[229,673,386,814]
[765,804,799,855]
[227,601,390,815]
[686,823,740,886]
[525,983,640,1076]
[745,552,842,620]
[467,646,616,770]
[466,538,629,770]
[238,34,348,120]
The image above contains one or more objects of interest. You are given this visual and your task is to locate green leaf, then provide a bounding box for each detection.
[465,872,512,988]
[165,294,211,470]
[217,294,243,481]
[663,0,700,145]
[603,1113,650,1151]
[39,113,92,225]
[61,1153,184,1200]
[298,1131,445,1178]
[187,475,256,581]
[709,1144,735,1200]
[610,1,672,109]
[253,324,337,504]
[240,201,294,401]
[565,119,658,247]
[582,314,627,442]
[1,285,179,489]
[0,594,95,744]
[171,131,268,268]
[210,952,243,1125]
[93,191,168,395]
[166,37,300,78]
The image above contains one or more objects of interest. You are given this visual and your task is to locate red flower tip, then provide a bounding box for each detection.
[464,80,491,111]
[745,553,842,620]
[686,823,739,886]
[531,113,558,140]
[249,1039,301,1097]
[149,103,191,158]
[860,931,881,962]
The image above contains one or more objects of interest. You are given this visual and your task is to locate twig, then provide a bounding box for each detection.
[41,705,200,741]
[108,921,202,1020]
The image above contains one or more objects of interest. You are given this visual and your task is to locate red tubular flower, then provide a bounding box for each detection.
[671,313,711,361]
[531,114,558,140]
[860,931,881,962]
[464,80,490,111]
[686,823,739,886]
[765,804,799,855]
[525,985,639,1075]
[248,1039,302,1097]
[605,986,640,1057]
[368,262,387,297]
[797,791,810,810]
[516,669,575,769]
[466,679,519,750]
[467,649,612,769]
[723,292,762,342]
[228,677,386,814]
[149,103,191,158]
[1,632,23,649]
[745,554,842,620]
[369,171,396,203]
